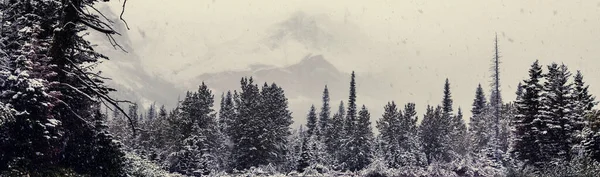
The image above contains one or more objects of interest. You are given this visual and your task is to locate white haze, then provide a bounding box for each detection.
[95,0,600,127]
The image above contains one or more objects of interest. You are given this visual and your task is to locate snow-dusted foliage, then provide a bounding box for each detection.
[0,0,130,175]
[123,152,185,177]
[376,101,427,168]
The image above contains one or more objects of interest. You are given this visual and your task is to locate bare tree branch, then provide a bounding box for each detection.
[120,0,130,30]
[79,19,117,35]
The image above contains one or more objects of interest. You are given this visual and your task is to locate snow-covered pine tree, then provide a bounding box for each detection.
[1,0,134,174]
[402,103,420,135]
[539,63,579,162]
[151,105,169,160]
[420,105,453,163]
[516,82,524,101]
[340,71,363,171]
[573,71,597,132]
[584,110,600,161]
[489,34,504,161]
[318,85,331,140]
[219,91,236,136]
[400,103,427,167]
[166,82,223,175]
[452,107,468,156]
[376,101,402,168]
[0,2,64,171]
[259,82,293,168]
[442,78,463,160]
[346,105,373,171]
[344,71,358,138]
[147,103,157,121]
[325,101,345,169]
[513,60,544,167]
[297,125,311,172]
[573,71,600,161]
[470,84,491,152]
[306,105,318,137]
[442,78,454,115]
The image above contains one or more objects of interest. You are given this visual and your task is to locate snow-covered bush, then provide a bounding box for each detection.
[123,152,184,177]
[537,153,600,177]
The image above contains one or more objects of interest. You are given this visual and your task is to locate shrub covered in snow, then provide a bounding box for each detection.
[123,152,185,177]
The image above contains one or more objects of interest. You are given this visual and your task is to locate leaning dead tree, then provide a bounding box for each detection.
[47,0,137,134]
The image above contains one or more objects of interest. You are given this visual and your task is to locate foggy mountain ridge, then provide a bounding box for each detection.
[193,54,395,127]
[90,5,397,127]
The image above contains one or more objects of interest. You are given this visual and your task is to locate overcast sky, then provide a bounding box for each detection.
[101,0,600,121]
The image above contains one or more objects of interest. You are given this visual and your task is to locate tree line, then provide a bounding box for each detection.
[108,59,600,176]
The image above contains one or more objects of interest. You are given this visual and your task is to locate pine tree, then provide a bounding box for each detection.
[376,102,425,168]
[573,71,597,121]
[452,107,468,156]
[259,82,293,167]
[341,71,364,171]
[376,101,401,168]
[318,85,331,139]
[0,2,64,171]
[470,84,491,152]
[420,105,453,163]
[402,103,420,135]
[442,78,454,115]
[516,82,524,101]
[539,63,579,162]
[585,110,600,161]
[306,105,318,137]
[297,125,311,172]
[219,91,236,136]
[230,78,292,170]
[489,34,503,161]
[574,71,600,160]
[442,79,463,159]
[0,0,130,174]
[147,103,157,121]
[325,101,345,168]
[345,71,358,137]
[345,105,373,171]
[513,60,544,167]
[165,82,223,175]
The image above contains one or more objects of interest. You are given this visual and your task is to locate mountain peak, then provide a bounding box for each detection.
[292,54,335,71]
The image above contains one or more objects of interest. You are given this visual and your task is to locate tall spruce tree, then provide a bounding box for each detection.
[489,34,503,160]
[259,82,293,166]
[585,110,600,161]
[345,71,358,137]
[347,105,373,171]
[376,101,402,167]
[306,105,318,137]
[452,107,468,156]
[219,91,236,136]
[377,102,425,168]
[318,85,331,139]
[470,84,490,152]
[167,82,222,175]
[573,71,597,118]
[325,101,345,168]
[420,105,453,163]
[539,63,579,162]
[516,82,524,101]
[442,78,454,115]
[231,77,262,170]
[0,0,130,174]
[513,60,544,167]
